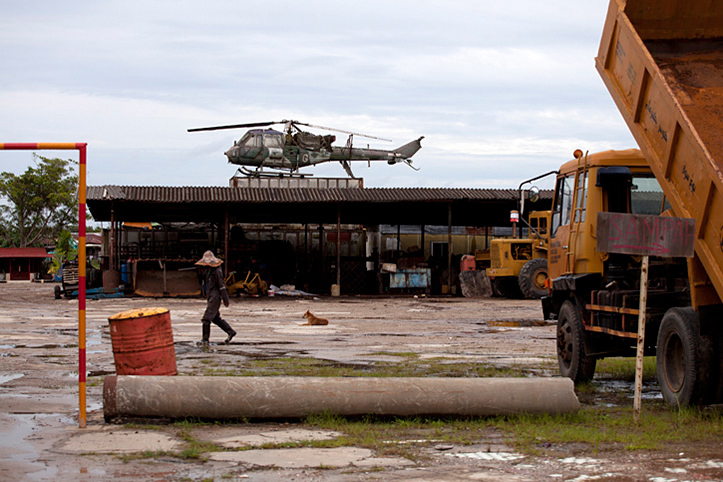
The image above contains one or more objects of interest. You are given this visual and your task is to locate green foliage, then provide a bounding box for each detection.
[49,230,78,274]
[0,154,78,248]
[492,404,723,453]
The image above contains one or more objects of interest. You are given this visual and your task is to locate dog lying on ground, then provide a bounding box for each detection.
[301,310,329,326]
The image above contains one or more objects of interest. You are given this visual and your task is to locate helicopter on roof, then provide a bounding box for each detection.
[188,119,423,178]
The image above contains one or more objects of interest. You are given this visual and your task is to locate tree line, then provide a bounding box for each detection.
[0,154,79,248]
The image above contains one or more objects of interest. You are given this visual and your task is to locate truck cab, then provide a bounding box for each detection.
[542,149,721,406]
[547,149,667,284]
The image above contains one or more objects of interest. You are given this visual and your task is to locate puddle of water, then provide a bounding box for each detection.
[0,344,16,349]
[595,379,662,401]
[87,370,114,377]
[447,451,524,461]
[488,320,523,327]
[0,373,25,384]
[23,344,75,350]
[560,456,602,465]
[0,413,59,481]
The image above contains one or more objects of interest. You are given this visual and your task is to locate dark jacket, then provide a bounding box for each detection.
[205,266,229,305]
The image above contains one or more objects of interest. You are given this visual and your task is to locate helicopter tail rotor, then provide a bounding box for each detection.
[392,136,424,159]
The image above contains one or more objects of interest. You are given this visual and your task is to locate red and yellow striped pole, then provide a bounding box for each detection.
[0,142,88,428]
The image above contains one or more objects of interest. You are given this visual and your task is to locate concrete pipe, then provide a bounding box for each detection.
[104,376,579,421]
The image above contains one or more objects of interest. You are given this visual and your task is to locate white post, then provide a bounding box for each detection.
[634,255,649,422]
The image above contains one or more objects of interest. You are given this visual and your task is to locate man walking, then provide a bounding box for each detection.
[195,250,236,346]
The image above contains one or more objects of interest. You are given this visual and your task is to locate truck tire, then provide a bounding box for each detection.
[518,258,548,299]
[656,307,709,407]
[557,300,596,384]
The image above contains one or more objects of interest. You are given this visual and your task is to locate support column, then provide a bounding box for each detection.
[447,203,452,295]
[304,223,310,289]
[110,205,116,271]
[421,225,425,259]
[318,225,325,289]
[224,206,229,277]
[336,205,342,288]
[397,224,401,254]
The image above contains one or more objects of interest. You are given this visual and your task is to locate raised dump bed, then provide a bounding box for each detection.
[596,0,723,306]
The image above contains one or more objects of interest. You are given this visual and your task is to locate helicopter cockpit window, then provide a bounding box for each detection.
[263,133,284,149]
[236,132,251,146]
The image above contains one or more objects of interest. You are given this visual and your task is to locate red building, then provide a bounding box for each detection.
[0,248,51,282]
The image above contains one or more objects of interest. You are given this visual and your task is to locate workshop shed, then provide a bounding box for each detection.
[86,185,552,296]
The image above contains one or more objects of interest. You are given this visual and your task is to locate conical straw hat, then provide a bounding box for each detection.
[195,250,223,267]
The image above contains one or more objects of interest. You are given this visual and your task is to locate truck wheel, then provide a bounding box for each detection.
[656,307,708,406]
[54,285,61,300]
[518,258,548,299]
[557,300,596,384]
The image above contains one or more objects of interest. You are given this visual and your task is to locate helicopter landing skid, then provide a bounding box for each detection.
[237,167,313,178]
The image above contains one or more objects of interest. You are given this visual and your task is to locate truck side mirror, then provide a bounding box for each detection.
[528,186,540,203]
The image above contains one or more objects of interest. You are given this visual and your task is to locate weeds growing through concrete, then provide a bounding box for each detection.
[197,355,531,379]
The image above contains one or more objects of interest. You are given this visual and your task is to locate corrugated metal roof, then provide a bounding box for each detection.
[87,185,550,204]
[0,248,50,258]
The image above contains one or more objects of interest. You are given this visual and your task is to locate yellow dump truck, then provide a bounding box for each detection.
[544,0,723,406]
[486,210,550,299]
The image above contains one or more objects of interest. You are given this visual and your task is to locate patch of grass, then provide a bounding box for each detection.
[595,356,657,381]
[118,450,175,462]
[169,419,224,459]
[302,411,495,461]
[297,404,723,459]
[200,355,533,379]
[123,422,166,431]
[493,404,723,453]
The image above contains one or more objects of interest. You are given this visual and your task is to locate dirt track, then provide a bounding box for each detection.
[1,282,722,481]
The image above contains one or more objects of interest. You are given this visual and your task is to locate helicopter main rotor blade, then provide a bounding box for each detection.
[292,121,392,142]
[187,121,279,132]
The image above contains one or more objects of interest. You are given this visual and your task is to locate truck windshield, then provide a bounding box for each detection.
[631,176,667,215]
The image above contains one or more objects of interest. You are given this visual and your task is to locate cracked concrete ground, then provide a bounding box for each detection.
[2,282,723,481]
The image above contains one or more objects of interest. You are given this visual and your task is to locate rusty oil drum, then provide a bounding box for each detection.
[108,307,177,376]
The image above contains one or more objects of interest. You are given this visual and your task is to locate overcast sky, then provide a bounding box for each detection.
[1,0,634,190]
